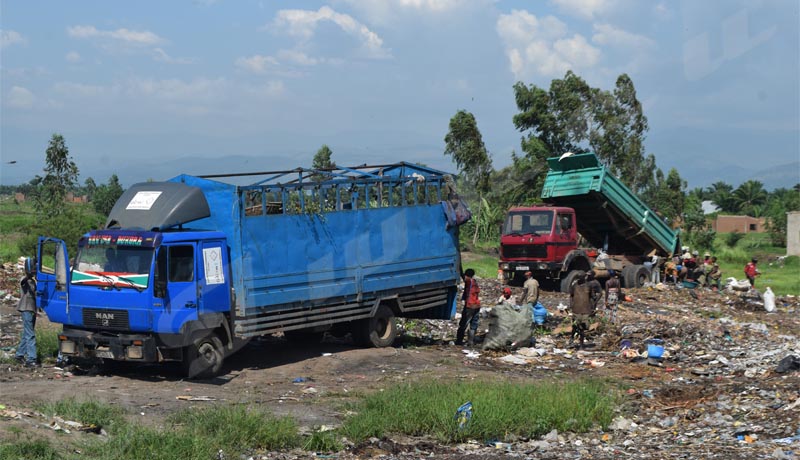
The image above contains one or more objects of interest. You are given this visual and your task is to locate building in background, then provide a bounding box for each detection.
[787,211,800,257]
[711,215,766,234]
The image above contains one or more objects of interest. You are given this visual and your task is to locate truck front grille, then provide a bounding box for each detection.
[82,308,130,330]
[502,244,547,259]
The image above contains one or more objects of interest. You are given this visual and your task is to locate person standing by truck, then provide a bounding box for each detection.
[519,271,539,307]
[14,258,39,368]
[568,271,602,349]
[604,270,621,325]
[455,268,481,346]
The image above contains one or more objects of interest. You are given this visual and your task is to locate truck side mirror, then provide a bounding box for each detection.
[154,248,167,298]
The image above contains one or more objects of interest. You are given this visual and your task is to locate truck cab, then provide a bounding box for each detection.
[37,185,236,378]
[498,206,590,287]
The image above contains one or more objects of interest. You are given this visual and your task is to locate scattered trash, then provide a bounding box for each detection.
[292,377,310,383]
[454,401,473,430]
[775,355,800,373]
[176,395,218,401]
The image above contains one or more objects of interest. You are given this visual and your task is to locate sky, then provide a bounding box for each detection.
[1,0,798,190]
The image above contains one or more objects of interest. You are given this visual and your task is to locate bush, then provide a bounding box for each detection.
[724,231,745,248]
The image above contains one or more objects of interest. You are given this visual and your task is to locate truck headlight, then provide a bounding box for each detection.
[126,346,143,359]
[500,263,510,270]
[538,263,549,270]
[59,340,76,355]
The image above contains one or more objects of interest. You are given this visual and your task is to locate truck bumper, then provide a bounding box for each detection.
[499,261,562,276]
[58,328,165,362]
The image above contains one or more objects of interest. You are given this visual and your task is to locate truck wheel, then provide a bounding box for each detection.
[353,305,397,348]
[183,334,224,379]
[625,265,649,289]
[560,270,585,293]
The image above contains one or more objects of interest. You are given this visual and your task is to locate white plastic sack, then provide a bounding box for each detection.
[764,287,776,312]
[482,303,532,351]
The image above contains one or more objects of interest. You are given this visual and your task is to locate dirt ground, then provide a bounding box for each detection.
[1,261,799,459]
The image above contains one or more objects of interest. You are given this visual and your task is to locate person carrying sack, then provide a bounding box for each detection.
[14,257,40,368]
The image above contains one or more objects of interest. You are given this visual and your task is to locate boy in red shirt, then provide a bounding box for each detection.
[744,258,760,287]
[455,268,481,346]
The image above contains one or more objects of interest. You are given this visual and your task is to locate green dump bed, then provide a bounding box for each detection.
[541,153,679,257]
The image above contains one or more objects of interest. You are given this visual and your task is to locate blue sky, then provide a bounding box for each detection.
[1,0,798,190]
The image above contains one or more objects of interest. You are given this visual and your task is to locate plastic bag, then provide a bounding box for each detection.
[483,303,532,350]
[763,287,776,312]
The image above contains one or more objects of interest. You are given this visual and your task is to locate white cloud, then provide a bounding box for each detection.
[550,0,617,21]
[592,23,655,49]
[497,10,600,80]
[277,49,319,66]
[235,55,280,74]
[65,51,82,63]
[125,77,227,102]
[153,48,193,64]
[53,82,116,98]
[1,29,26,48]
[246,81,286,98]
[7,86,35,109]
[67,25,164,46]
[273,6,391,59]
[338,0,488,25]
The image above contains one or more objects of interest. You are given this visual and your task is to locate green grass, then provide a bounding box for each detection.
[713,232,800,295]
[34,398,125,433]
[81,405,301,460]
[340,378,616,443]
[36,326,61,363]
[0,437,62,460]
[463,254,499,280]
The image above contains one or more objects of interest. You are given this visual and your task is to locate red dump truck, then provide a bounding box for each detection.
[498,153,680,291]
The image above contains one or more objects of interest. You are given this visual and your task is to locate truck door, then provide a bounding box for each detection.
[555,212,576,261]
[153,243,201,337]
[198,240,230,313]
[36,237,70,324]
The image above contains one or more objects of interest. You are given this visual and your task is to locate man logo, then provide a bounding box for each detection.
[96,312,114,327]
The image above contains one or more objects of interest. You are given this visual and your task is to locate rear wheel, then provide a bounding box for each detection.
[624,265,649,288]
[560,270,586,293]
[352,305,397,348]
[183,334,224,379]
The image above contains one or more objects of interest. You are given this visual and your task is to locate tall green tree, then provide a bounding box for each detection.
[32,133,79,218]
[513,71,656,195]
[733,180,768,216]
[707,181,736,213]
[311,145,336,182]
[93,174,125,216]
[84,177,97,201]
[444,110,493,245]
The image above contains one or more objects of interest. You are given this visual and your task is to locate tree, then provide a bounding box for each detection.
[312,144,335,170]
[513,71,656,195]
[93,174,125,216]
[733,180,768,216]
[32,133,79,218]
[764,186,800,246]
[444,110,493,245]
[84,177,97,202]
[312,145,336,182]
[707,181,736,213]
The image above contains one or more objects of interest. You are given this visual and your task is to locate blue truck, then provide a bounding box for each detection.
[36,162,467,377]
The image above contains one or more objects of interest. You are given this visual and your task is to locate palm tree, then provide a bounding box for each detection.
[733,180,768,216]
[707,181,736,212]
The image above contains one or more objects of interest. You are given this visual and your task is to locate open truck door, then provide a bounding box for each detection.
[36,237,70,324]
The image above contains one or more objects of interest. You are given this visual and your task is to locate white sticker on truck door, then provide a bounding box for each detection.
[203,247,224,285]
[126,191,162,210]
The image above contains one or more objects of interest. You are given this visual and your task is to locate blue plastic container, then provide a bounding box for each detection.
[647,344,664,359]
[533,302,548,325]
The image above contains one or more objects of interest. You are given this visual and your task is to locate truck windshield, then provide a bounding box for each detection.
[71,245,154,291]
[503,211,554,236]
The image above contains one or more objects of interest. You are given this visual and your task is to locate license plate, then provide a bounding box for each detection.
[516,266,529,271]
[95,350,114,359]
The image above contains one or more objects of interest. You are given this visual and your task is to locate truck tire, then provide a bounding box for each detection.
[560,270,586,293]
[353,305,397,348]
[183,334,224,379]
[624,265,649,289]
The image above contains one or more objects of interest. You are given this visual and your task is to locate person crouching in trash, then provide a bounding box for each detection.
[604,270,621,325]
[15,257,39,368]
[569,270,602,350]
